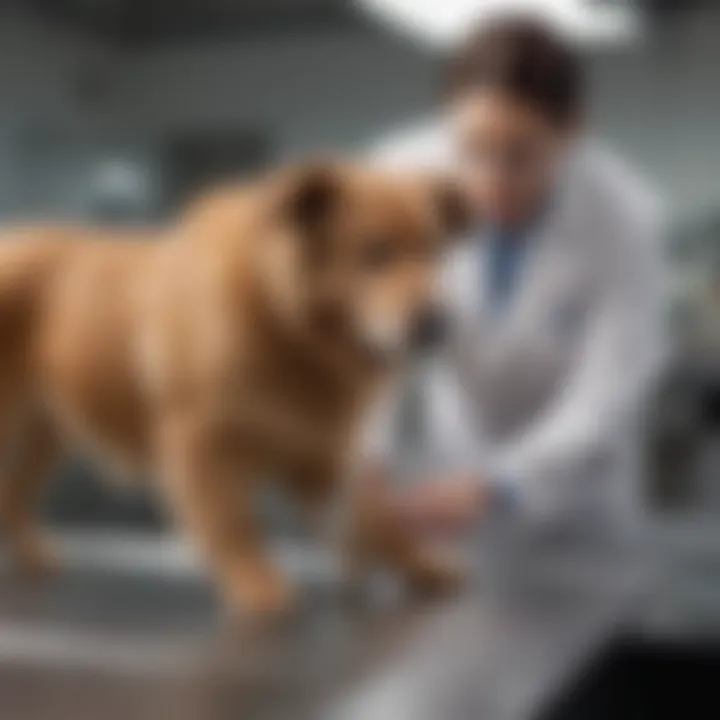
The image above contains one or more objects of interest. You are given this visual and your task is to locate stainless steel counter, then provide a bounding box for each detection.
[0,532,648,720]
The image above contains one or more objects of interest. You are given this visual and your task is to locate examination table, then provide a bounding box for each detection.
[0,520,718,720]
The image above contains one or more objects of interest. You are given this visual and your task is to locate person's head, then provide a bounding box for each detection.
[443,17,584,227]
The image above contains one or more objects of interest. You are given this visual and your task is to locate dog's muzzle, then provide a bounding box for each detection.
[408,306,448,354]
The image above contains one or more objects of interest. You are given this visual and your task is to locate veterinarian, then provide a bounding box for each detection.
[368,17,668,539]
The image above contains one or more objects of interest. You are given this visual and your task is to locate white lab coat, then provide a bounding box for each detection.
[367,120,668,535]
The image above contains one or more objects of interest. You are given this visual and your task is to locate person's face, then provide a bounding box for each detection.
[448,89,575,227]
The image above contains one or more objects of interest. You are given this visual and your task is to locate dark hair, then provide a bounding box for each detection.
[443,17,584,126]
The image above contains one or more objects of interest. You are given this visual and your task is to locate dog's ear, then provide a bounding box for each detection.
[284,162,341,234]
[430,175,473,238]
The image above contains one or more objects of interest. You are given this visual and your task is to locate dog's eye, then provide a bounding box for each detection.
[358,239,398,271]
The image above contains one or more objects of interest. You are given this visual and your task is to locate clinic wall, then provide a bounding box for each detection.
[589,16,720,223]
[2,10,720,223]
[123,18,720,223]
[116,31,438,158]
[0,10,140,219]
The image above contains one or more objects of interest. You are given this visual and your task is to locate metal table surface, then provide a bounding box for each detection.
[0,532,647,720]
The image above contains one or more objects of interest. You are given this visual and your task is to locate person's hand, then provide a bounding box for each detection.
[388,477,487,535]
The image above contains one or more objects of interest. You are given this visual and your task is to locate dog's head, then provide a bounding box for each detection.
[258,161,470,361]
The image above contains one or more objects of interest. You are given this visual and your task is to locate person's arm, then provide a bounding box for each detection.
[490,207,669,523]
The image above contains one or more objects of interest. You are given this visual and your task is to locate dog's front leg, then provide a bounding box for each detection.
[157,413,293,618]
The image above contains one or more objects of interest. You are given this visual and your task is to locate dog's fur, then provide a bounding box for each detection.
[0,161,464,616]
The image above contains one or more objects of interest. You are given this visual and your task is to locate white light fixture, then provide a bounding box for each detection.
[356,0,641,48]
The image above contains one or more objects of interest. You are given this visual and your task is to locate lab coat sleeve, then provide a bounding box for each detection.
[491,206,669,522]
[359,361,480,470]
[358,377,405,467]
[422,355,488,473]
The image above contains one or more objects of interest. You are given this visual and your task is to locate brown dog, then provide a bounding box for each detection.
[0,161,465,616]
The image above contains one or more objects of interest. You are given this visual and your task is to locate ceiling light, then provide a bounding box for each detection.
[356,0,641,48]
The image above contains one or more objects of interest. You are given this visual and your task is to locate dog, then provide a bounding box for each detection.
[0,161,467,617]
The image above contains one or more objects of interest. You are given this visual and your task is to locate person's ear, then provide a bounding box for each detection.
[429,175,474,238]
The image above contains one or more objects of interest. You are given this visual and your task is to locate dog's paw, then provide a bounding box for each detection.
[223,567,297,620]
[10,531,60,575]
[405,547,465,598]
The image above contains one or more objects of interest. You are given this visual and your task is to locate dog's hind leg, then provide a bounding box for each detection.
[0,411,62,572]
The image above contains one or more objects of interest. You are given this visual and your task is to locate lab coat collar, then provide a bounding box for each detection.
[472,144,583,338]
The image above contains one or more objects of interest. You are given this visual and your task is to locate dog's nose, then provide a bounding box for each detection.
[409,306,448,353]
